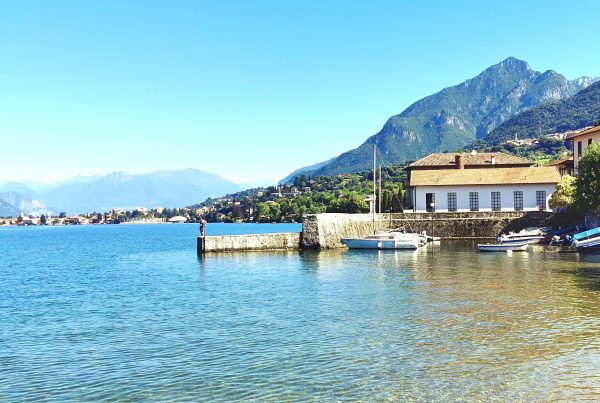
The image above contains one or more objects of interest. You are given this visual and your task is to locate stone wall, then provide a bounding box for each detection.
[383,211,551,238]
[301,211,551,249]
[199,232,301,253]
[301,213,375,249]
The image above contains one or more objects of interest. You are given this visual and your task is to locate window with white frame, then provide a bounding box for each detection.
[491,191,501,211]
[514,191,523,211]
[536,190,547,210]
[469,192,479,212]
[447,192,457,212]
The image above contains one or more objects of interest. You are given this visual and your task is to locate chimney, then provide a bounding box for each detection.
[455,154,464,169]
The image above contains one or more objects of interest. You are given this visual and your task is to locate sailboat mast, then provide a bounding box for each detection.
[373,144,376,234]
[379,164,382,230]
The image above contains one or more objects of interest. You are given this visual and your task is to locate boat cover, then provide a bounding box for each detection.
[572,227,600,241]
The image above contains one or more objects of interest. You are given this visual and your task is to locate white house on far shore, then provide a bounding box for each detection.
[407,152,561,213]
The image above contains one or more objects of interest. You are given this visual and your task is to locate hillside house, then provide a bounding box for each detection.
[407,152,560,213]
[569,125,600,174]
[549,157,574,177]
[286,187,300,197]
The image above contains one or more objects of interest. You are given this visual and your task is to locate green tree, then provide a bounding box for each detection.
[254,202,270,221]
[40,214,47,225]
[269,203,282,222]
[575,143,600,214]
[549,175,576,210]
[59,212,67,218]
[327,193,369,213]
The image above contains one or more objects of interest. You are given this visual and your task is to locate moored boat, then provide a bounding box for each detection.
[497,227,544,244]
[546,226,580,246]
[341,232,420,250]
[478,242,529,252]
[389,229,438,245]
[571,227,600,251]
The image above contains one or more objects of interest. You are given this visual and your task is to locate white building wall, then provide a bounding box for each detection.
[413,184,556,213]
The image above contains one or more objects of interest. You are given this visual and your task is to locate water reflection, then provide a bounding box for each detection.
[191,241,600,400]
[8,225,600,400]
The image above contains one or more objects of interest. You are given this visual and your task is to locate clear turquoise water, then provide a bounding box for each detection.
[1,223,600,401]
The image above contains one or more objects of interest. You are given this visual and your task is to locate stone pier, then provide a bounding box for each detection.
[198,232,301,253]
[197,211,551,253]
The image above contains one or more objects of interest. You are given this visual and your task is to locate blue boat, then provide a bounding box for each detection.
[571,227,600,251]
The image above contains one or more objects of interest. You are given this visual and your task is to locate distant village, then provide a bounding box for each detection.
[0,207,202,226]
[0,185,315,226]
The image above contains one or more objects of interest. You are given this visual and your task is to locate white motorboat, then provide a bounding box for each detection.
[478,242,529,252]
[497,228,544,244]
[341,232,420,250]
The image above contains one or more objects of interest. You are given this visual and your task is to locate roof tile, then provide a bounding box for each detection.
[409,152,533,168]
[410,166,561,187]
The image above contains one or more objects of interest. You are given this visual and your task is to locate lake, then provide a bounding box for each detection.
[1,223,600,401]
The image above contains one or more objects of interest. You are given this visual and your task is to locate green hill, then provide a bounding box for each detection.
[485,80,600,144]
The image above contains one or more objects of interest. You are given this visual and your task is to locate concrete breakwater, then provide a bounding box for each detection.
[198,232,301,253]
[197,212,551,253]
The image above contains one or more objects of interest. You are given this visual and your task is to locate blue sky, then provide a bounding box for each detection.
[1,0,599,185]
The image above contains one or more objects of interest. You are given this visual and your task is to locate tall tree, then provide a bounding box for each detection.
[575,143,600,214]
[549,175,576,210]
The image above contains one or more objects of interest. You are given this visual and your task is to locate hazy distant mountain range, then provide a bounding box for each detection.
[0,169,241,216]
[281,57,598,181]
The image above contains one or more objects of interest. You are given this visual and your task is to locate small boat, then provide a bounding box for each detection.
[478,242,529,252]
[571,227,600,251]
[341,232,420,250]
[497,228,544,244]
[575,238,600,251]
[544,226,578,245]
[390,229,440,245]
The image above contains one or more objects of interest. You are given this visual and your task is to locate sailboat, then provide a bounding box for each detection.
[340,145,421,250]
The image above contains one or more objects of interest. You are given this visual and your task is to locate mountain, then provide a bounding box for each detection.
[0,191,50,217]
[40,169,241,214]
[40,175,103,192]
[296,57,596,178]
[278,157,336,185]
[239,179,277,189]
[485,80,600,144]
[0,182,37,195]
[0,169,241,216]
[0,197,20,217]
[0,183,51,216]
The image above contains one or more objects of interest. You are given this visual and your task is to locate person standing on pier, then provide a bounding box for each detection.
[199,218,207,238]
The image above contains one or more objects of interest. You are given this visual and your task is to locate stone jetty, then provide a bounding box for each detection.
[197,211,551,253]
